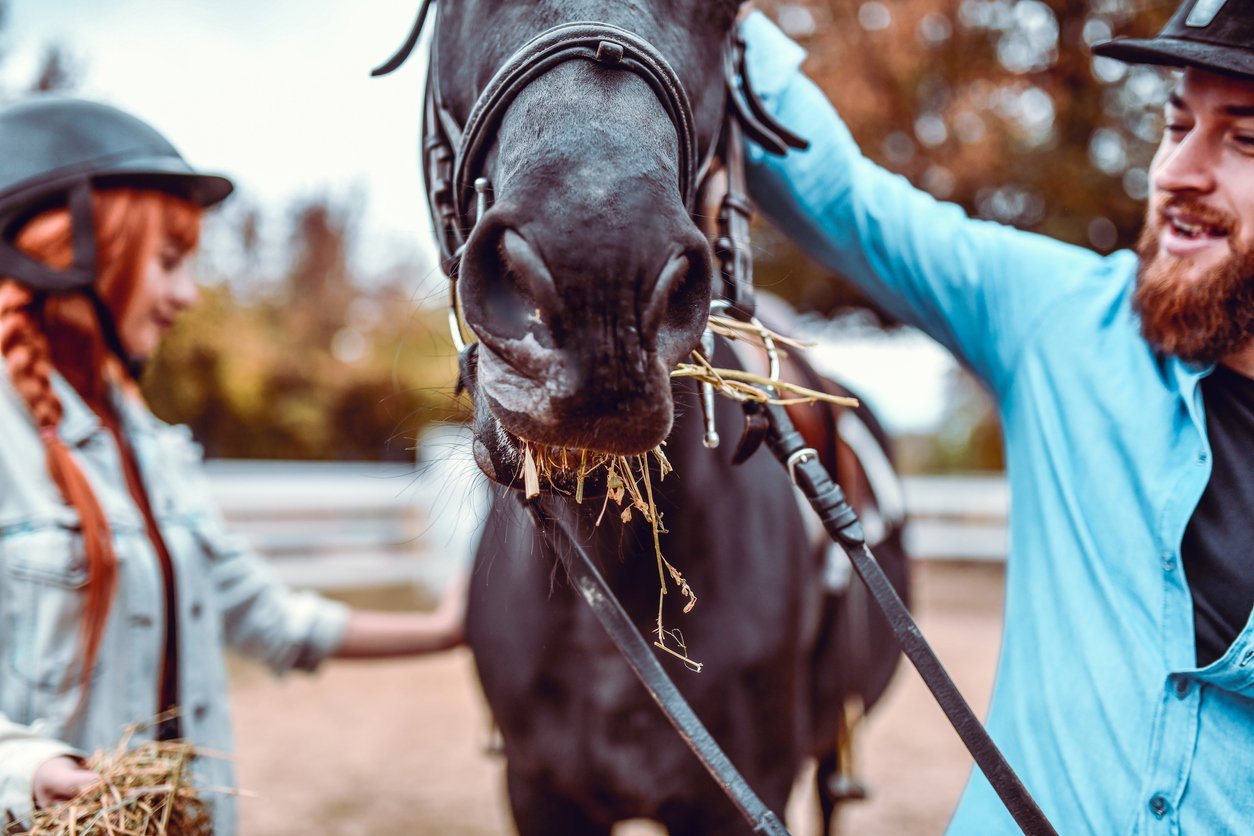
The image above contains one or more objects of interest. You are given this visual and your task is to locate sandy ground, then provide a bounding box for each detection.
[230,561,1005,835]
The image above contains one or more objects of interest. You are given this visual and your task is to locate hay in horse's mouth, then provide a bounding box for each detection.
[674,315,860,408]
[514,316,859,674]
[521,439,702,671]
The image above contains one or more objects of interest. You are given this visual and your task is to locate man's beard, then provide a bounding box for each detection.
[1134,199,1254,364]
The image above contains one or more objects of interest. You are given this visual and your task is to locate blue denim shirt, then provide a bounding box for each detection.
[0,365,349,833]
[743,14,1253,835]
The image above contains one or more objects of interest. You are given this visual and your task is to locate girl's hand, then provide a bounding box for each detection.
[32,755,100,809]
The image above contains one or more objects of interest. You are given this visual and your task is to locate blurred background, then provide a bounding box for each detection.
[0,0,1172,472]
[0,2,1177,833]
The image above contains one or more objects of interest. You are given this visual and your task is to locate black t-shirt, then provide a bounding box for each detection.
[1181,364,1254,667]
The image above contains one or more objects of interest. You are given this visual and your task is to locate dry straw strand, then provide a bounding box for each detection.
[521,440,702,671]
[680,314,859,408]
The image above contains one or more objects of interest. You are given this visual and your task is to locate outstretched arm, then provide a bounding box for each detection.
[334,575,466,659]
[741,11,1107,397]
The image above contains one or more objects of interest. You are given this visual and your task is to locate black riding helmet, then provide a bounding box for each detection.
[0,95,234,295]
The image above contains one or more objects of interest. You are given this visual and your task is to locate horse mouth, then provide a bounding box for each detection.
[471,416,657,499]
[460,344,674,496]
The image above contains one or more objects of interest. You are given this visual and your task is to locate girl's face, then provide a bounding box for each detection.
[116,236,198,360]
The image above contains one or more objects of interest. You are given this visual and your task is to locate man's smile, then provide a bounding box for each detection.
[1158,203,1236,260]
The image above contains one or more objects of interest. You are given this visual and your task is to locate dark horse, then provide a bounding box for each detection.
[396,1,910,832]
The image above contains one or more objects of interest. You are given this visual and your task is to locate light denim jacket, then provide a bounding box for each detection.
[743,13,1254,835]
[0,362,349,832]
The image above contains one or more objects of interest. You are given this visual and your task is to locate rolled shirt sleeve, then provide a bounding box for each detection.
[192,518,350,674]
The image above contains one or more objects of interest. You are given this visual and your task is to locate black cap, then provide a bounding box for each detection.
[1092,0,1254,80]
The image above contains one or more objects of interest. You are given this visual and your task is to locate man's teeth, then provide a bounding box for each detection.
[1171,219,1226,238]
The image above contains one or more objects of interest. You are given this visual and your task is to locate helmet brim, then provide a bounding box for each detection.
[93,155,234,208]
[1092,37,1254,81]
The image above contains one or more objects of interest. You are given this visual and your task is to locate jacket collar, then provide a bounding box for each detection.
[49,372,104,448]
[49,371,157,448]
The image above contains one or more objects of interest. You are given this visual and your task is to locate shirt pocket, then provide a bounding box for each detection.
[0,524,101,694]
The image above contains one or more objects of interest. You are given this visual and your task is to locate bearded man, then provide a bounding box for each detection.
[744,1,1253,832]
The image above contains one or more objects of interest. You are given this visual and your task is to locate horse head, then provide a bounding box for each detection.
[426,0,743,486]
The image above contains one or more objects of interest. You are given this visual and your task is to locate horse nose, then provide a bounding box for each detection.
[460,221,565,355]
[639,233,711,356]
[461,215,711,359]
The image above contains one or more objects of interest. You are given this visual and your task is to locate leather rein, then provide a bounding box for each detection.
[373,4,1055,834]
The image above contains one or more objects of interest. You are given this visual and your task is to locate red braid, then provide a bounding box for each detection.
[0,280,117,688]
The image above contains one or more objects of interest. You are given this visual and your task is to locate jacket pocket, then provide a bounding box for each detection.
[0,524,98,694]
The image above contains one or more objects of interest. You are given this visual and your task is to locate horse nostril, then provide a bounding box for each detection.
[640,240,711,356]
[463,225,563,348]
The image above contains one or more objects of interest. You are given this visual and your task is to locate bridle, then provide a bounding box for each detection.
[372,0,806,354]
[373,4,1056,834]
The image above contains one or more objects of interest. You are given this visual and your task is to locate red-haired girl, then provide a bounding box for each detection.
[0,97,462,833]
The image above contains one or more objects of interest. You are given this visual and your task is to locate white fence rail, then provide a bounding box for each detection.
[901,474,1008,562]
[205,460,1010,590]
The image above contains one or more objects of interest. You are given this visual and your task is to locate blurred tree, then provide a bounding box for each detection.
[29,43,77,92]
[929,365,1005,471]
[281,197,357,343]
[143,194,464,461]
[0,1,81,98]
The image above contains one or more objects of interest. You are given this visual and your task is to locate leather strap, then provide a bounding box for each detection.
[758,401,1058,836]
[452,21,699,219]
[523,496,790,836]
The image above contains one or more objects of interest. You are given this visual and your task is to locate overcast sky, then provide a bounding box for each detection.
[1,1,956,433]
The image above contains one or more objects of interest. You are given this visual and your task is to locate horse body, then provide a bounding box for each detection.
[416,1,909,832]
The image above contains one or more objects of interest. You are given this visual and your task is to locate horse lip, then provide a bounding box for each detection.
[470,411,620,497]
[471,344,674,466]
[483,389,672,456]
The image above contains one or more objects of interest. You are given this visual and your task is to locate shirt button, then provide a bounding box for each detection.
[1149,794,1169,818]
[190,601,203,619]
[1161,551,1175,571]
[193,704,209,722]
[1173,677,1190,698]
[1197,451,1208,465]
